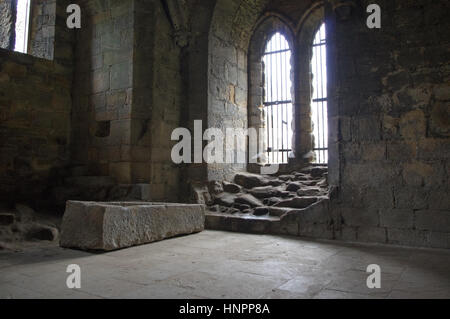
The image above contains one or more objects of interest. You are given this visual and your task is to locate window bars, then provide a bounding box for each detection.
[311,23,328,164]
[14,0,31,54]
[262,32,293,164]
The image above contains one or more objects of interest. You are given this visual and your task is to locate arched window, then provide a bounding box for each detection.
[311,23,328,164]
[263,32,293,164]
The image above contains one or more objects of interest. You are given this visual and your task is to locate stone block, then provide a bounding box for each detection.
[415,210,450,233]
[92,69,110,93]
[60,201,205,251]
[110,62,131,90]
[341,207,380,227]
[352,116,381,141]
[394,186,428,210]
[387,228,430,247]
[429,102,449,137]
[3,61,27,78]
[399,110,426,140]
[357,226,387,244]
[110,162,131,184]
[380,209,414,229]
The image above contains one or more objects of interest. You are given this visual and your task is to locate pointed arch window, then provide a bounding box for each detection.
[263,32,293,164]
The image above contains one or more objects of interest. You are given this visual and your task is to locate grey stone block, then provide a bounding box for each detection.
[357,226,387,244]
[380,209,414,229]
[415,210,450,233]
[60,201,205,251]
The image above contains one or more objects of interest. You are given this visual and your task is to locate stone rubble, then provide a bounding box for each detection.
[0,204,60,250]
[207,166,330,217]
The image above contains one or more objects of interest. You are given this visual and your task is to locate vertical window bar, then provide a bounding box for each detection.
[278,34,282,163]
[311,23,328,164]
[14,0,31,53]
[318,39,322,164]
[282,48,285,162]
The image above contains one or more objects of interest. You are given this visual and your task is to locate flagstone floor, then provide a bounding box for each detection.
[1,230,449,299]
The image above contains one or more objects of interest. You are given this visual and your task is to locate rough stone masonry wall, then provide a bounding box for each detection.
[28,0,57,60]
[0,0,16,50]
[72,0,183,201]
[0,1,74,204]
[207,0,270,182]
[329,0,450,248]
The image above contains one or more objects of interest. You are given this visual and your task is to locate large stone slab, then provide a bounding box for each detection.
[60,201,205,251]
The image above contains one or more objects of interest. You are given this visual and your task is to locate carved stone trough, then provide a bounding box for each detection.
[60,201,205,251]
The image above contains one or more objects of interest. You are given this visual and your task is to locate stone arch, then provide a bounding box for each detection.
[248,14,295,164]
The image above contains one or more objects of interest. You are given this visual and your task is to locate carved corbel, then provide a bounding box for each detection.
[165,0,191,48]
[329,0,357,21]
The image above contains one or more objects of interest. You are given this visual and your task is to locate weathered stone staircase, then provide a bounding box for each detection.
[205,165,333,236]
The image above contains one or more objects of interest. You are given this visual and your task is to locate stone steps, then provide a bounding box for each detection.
[205,165,332,235]
[205,197,332,237]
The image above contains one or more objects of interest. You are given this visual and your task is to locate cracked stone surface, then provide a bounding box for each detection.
[1,230,449,299]
[60,201,205,251]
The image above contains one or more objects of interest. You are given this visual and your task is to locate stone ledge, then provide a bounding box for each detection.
[60,201,205,251]
[206,198,332,237]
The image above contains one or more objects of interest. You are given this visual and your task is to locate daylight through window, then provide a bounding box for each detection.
[263,32,293,164]
[14,0,31,54]
[311,23,328,164]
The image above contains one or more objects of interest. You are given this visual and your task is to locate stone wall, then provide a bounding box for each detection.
[0,0,74,204]
[71,0,135,182]
[0,0,15,50]
[201,0,449,249]
[207,0,270,182]
[0,49,72,203]
[28,0,57,60]
[71,0,184,201]
[328,0,450,248]
[0,0,58,59]
[0,0,448,249]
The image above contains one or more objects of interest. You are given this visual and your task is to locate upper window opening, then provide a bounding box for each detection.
[263,32,293,164]
[14,0,31,54]
[311,23,328,164]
